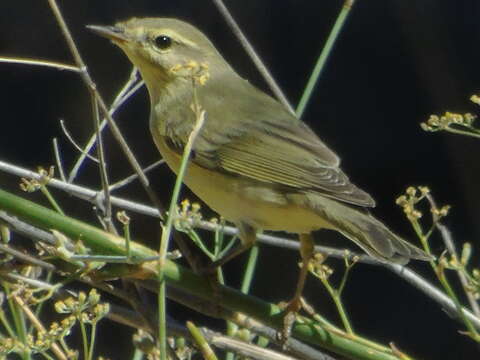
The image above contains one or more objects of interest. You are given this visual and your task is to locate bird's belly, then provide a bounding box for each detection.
[154,136,331,233]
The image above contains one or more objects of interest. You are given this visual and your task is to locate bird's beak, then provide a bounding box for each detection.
[86,25,129,44]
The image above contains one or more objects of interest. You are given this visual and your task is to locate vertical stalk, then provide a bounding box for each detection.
[296,0,356,118]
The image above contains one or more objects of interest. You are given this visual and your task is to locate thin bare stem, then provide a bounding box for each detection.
[108,160,165,192]
[2,272,55,291]
[91,95,115,234]
[68,68,143,182]
[52,138,67,182]
[0,243,55,271]
[187,321,219,360]
[12,294,68,360]
[211,0,294,114]
[60,120,99,163]
[425,194,480,317]
[296,0,356,118]
[0,56,79,72]
[444,126,480,139]
[157,99,206,360]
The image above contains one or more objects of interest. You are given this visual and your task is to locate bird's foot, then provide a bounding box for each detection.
[277,296,304,347]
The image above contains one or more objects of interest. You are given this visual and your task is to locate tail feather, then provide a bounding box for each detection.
[305,194,432,264]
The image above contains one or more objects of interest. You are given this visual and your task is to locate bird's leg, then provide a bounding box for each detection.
[280,232,314,342]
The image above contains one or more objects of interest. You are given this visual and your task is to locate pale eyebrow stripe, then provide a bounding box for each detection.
[156,29,198,48]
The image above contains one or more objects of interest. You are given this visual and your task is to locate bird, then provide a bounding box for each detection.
[88,17,431,333]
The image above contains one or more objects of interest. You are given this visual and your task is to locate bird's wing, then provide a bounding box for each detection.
[163,78,375,208]
[198,118,375,207]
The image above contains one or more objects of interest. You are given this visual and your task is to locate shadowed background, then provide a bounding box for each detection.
[1,1,479,358]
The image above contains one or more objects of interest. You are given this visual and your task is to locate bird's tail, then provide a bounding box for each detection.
[305,194,432,264]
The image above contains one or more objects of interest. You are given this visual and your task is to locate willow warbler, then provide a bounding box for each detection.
[88,18,430,317]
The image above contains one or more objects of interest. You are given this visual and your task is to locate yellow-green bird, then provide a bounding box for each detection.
[88,18,430,317]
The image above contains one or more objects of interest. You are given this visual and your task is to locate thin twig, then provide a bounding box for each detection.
[2,273,56,290]
[425,193,480,318]
[108,160,165,192]
[0,243,55,271]
[211,0,294,114]
[52,138,67,182]
[296,0,356,118]
[0,210,58,247]
[91,95,116,234]
[157,101,206,360]
[12,294,68,360]
[0,56,79,72]
[68,68,143,182]
[60,119,99,163]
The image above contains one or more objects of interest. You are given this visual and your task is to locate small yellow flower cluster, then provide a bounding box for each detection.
[396,186,430,221]
[308,253,334,281]
[25,316,77,355]
[0,337,18,357]
[437,243,480,300]
[174,198,203,231]
[0,294,83,357]
[396,186,450,223]
[116,210,131,225]
[19,166,55,192]
[55,289,110,325]
[421,112,476,132]
[470,94,480,105]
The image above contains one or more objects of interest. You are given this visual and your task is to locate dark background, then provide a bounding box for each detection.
[1,1,480,359]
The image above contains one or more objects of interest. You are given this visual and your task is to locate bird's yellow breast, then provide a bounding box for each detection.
[152,134,333,233]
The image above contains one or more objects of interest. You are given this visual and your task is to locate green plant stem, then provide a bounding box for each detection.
[78,316,90,360]
[4,284,30,360]
[333,293,353,335]
[157,90,206,360]
[187,321,218,360]
[214,220,225,257]
[225,245,260,360]
[40,351,55,360]
[187,229,215,260]
[445,126,480,139]
[0,308,16,338]
[240,245,259,294]
[132,348,144,360]
[0,188,416,360]
[40,186,64,215]
[437,269,480,341]
[320,279,353,334]
[123,220,131,262]
[31,271,54,334]
[412,219,480,341]
[296,0,355,118]
[89,323,98,360]
[59,338,71,356]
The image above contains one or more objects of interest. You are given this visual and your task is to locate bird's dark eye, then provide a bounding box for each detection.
[153,35,172,50]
